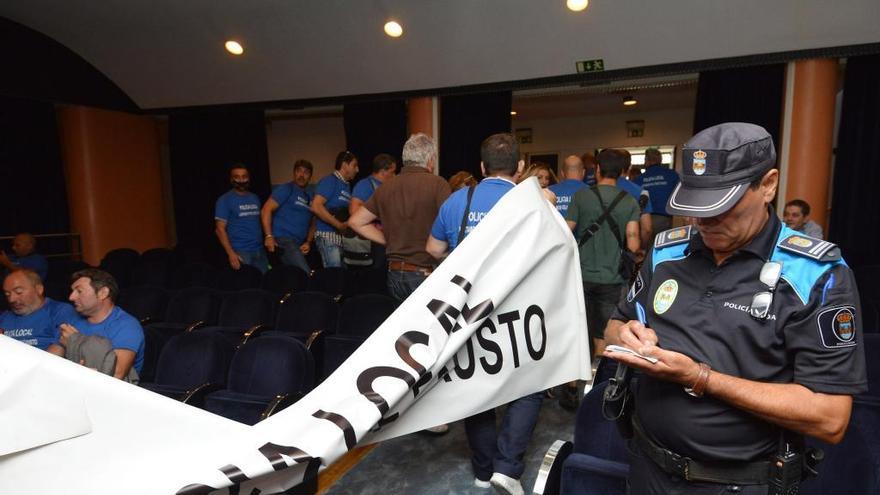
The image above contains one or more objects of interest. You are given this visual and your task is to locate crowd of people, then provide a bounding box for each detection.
[0,123,859,495]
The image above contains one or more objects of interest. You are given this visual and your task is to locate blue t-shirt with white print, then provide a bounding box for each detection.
[214,190,262,251]
[314,173,352,232]
[270,183,312,244]
[431,177,515,251]
[549,179,587,215]
[633,165,679,217]
[352,176,382,203]
[0,298,78,350]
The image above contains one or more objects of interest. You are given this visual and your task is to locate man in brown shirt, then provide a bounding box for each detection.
[350,133,451,302]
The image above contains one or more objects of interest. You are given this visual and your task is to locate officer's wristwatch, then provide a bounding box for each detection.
[684,362,711,398]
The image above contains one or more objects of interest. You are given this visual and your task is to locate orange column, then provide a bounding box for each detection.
[57,105,170,265]
[783,58,838,231]
[407,97,434,137]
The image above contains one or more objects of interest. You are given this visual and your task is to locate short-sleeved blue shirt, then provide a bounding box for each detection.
[9,254,49,281]
[431,177,515,251]
[352,176,382,203]
[548,179,588,215]
[617,178,654,214]
[633,165,680,217]
[315,172,352,232]
[75,306,145,373]
[270,183,312,244]
[0,298,78,350]
[214,190,262,251]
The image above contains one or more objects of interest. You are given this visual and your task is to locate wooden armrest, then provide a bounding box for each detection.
[240,324,267,346]
[181,382,223,407]
[260,392,304,421]
[305,329,324,349]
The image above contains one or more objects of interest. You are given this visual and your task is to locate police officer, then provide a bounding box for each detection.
[604,123,866,494]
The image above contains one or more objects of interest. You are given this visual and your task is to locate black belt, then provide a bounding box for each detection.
[632,417,771,485]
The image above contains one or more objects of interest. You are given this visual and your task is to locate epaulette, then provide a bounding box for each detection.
[654,225,694,249]
[777,233,841,262]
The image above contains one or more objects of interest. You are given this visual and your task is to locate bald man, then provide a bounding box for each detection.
[548,155,588,217]
[0,233,48,281]
[0,269,78,351]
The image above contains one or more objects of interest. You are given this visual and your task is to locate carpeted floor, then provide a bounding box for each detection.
[325,395,576,495]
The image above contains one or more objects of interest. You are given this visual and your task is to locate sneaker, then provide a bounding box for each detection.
[423,423,449,435]
[559,385,580,411]
[474,478,492,489]
[489,472,524,495]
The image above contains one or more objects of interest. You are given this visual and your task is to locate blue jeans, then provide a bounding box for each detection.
[387,269,428,302]
[315,236,343,268]
[236,249,268,273]
[275,237,311,273]
[465,391,544,481]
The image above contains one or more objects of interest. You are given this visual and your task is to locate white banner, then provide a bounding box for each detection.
[0,178,590,494]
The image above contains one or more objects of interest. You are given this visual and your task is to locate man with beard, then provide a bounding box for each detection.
[215,163,267,272]
[261,159,315,273]
[0,269,78,350]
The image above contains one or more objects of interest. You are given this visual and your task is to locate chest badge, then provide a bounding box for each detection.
[653,279,679,315]
[692,150,707,176]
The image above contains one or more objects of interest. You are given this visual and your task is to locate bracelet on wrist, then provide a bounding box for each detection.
[684,362,711,398]
[265,234,274,239]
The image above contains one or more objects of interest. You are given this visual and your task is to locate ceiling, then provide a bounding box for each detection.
[1,1,878,110]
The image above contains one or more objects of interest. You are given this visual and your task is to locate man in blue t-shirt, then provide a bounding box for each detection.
[617,150,653,252]
[53,268,145,380]
[582,152,597,187]
[0,269,78,350]
[549,155,587,217]
[0,233,48,281]
[215,163,267,273]
[350,153,397,269]
[261,159,315,273]
[311,151,359,267]
[426,133,544,495]
[633,148,679,233]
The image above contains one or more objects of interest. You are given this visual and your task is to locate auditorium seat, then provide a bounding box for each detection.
[216,264,263,291]
[261,265,310,297]
[310,267,345,301]
[46,259,89,285]
[203,334,314,425]
[99,248,140,288]
[195,289,277,345]
[43,281,71,302]
[146,286,221,337]
[140,247,175,266]
[343,268,387,298]
[322,294,397,378]
[130,260,171,287]
[170,262,219,289]
[117,286,169,324]
[140,331,237,407]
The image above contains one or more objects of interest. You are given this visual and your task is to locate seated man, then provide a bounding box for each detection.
[0,233,48,281]
[0,269,78,350]
[783,198,824,239]
[50,268,145,380]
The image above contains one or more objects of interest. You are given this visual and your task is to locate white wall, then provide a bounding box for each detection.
[515,107,696,172]
[266,116,346,186]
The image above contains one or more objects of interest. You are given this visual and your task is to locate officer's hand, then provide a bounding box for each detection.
[265,237,277,252]
[603,344,702,388]
[615,320,658,353]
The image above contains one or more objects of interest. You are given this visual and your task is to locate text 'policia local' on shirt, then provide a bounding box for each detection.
[270,183,312,244]
[431,177,515,251]
[315,172,352,232]
[548,179,587,215]
[215,190,262,251]
[0,298,79,350]
[633,164,680,216]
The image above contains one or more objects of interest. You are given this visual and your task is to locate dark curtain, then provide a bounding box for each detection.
[829,54,880,268]
[343,100,407,181]
[168,109,271,264]
[0,96,70,243]
[439,92,512,179]
[693,64,786,150]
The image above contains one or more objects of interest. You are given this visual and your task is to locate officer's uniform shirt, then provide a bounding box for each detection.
[548,179,587,215]
[613,212,867,462]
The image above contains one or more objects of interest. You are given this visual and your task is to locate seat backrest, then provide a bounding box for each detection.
[140,248,174,265]
[117,286,169,323]
[275,291,339,334]
[100,248,140,267]
[154,332,236,388]
[99,248,140,287]
[217,264,264,291]
[164,287,220,325]
[171,262,219,289]
[46,259,90,285]
[261,265,310,296]
[130,260,171,288]
[573,381,630,463]
[337,294,398,336]
[227,335,315,396]
[310,267,345,299]
[343,268,387,298]
[217,289,277,328]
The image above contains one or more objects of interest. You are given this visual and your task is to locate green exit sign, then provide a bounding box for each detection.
[576,59,605,73]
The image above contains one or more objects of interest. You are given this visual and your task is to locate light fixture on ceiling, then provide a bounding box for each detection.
[510,111,518,116]
[225,40,244,55]
[384,20,403,38]
[623,96,637,106]
[566,0,589,12]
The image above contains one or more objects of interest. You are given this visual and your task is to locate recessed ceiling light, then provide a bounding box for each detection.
[384,20,403,38]
[510,111,518,116]
[567,0,589,12]
[225,40,244,55]
[623,96,637,106]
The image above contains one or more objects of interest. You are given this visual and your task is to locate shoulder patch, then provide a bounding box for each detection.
[777,234,840,262]
[654,225,694,249]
